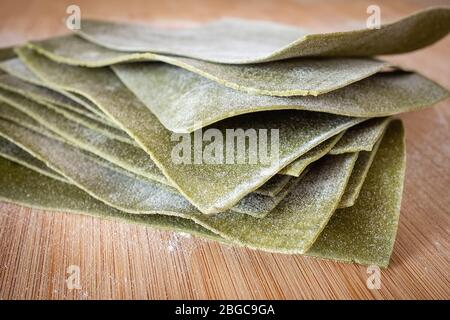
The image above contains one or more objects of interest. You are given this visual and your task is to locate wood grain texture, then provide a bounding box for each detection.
[0,0,449,300]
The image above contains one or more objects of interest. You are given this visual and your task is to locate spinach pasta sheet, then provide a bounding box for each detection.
[0,7,444,268]
[28,34,390,97]
[0,120,406,266]
[0,117,358,253]
[19,47,448,133]
[111,63,447,133]
[75,7,450,63]
[16,48,366,214]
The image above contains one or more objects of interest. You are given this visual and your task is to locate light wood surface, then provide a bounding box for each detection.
[0,0,449,300]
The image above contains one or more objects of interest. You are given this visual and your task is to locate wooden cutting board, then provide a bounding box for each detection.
[0,0,449,299]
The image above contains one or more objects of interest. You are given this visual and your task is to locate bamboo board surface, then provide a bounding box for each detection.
[0,0,449,300]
